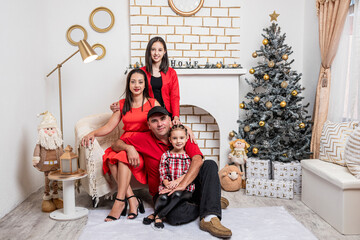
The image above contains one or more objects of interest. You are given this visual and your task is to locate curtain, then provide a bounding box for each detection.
[311,0,351,158]
[329,0,360,122]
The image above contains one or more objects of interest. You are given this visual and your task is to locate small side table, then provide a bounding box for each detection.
[48,169,88,220]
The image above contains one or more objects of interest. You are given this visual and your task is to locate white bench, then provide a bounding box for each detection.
[301,159,360,234]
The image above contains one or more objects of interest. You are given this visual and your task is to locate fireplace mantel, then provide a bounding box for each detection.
[178,68,246,168]
[176,68,246,76]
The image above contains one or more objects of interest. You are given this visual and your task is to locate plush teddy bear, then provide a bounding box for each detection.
[228,139,250,179]
[218,165,244,192]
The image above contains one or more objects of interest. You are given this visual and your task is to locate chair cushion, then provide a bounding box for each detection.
[301,159,360,189]
[344,127,360,179]
[319,121,359,166]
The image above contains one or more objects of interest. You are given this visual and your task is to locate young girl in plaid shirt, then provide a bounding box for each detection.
[148,124,194,229]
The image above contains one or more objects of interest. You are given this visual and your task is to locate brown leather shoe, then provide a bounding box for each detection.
[200,217,232,238]
[220,197,229,209]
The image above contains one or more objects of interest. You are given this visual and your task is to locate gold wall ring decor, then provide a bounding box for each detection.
[92,43,106,60]
[168,0,204,17]
[66,25,88,46]
[89,7,115,33]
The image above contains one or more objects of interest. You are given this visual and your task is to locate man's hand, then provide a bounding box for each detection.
[167,183,186,196]
[110,102,120,113]
[125,145,140,168]
[167,179,181,189]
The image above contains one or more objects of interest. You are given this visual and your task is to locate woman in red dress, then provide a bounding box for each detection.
[82,68,160,222]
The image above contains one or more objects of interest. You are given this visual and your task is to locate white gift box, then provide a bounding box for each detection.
[245,178,294,200]
[272,161,302,194]
[246,158,271,179]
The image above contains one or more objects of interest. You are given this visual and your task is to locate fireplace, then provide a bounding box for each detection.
[177,68,246,168]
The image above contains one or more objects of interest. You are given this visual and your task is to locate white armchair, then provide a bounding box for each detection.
[75,113,147,207]
[75,113,122,207]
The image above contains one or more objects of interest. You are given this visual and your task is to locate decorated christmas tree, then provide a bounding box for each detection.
[232,17,312,162]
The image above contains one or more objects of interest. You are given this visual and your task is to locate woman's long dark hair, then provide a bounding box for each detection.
[145,36,169,75]
[122,68,152,116]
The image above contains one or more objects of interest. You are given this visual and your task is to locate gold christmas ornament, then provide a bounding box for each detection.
[282,54,288,60]
[299,123,305,129]
[239,103,245,109]
[216,63,222,68]
[229,132,235,138]
[252,52,258,58]
[249,68,255,74]
[262,39,269,45]
[252,148,259,154]
[281,81,288,88]
[280,101,287,108]
[263,74,270,80]
[291,90,298,96]
[268,61,275,68]
[254,96,260,103]
[283,153,288,157]
[244,125,250,132]
[265,101,273,109]
[259,121,265,127]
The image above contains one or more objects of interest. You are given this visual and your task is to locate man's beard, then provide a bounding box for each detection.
[37,128,63,150]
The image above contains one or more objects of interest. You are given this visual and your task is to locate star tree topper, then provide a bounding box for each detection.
[269,11,280,22]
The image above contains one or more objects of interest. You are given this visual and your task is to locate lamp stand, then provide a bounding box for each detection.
[47,50,80,135]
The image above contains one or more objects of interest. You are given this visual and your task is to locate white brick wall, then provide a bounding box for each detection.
[180,105,220,164]
[130,1,240,66]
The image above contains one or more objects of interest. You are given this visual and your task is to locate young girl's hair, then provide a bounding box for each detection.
[169,124,188,136]
[145,36,169,75]
[122,68,152,116]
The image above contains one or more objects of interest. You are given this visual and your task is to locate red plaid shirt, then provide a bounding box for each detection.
[158,150,195,192]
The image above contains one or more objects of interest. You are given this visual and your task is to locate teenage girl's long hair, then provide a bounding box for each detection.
[122,68,152,116]
[145,36,169,75]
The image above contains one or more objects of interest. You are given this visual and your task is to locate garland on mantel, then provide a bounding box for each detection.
[125,61,243,74]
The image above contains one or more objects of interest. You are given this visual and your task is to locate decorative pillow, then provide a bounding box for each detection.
[319,121,359,166]
[344,127,360,179]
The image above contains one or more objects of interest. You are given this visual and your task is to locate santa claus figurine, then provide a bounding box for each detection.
[32,111,64,212]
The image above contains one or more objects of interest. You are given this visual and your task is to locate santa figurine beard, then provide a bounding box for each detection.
[37,127,63,150]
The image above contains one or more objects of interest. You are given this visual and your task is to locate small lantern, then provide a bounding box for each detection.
[60,145,78,174]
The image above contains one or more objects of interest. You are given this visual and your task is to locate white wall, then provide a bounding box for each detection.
[0,0,46,218]
[0,0,320,218]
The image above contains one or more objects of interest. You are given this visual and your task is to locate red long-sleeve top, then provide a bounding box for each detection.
[140,66,180,118]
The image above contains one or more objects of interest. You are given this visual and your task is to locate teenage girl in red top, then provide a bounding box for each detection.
[112,36,181,125]
[82,68,160,222]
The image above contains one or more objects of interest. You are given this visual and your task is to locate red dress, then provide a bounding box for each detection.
[102,98,156,184]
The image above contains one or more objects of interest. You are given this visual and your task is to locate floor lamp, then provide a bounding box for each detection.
[46,39,98,135]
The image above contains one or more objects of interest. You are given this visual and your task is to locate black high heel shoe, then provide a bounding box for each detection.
[127,195,145,219]
[105,197,127,222]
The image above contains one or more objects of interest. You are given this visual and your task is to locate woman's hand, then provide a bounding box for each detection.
[81,132,95,147]
[126,145,140,168]
[172,116,181,125]
[110,101,120,113]
[184,125,197,144]
[159,188,171,195]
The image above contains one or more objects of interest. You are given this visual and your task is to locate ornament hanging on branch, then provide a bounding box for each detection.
[263,39,269,45]
[249,68,255,74]
[282,54,288,60]
[239,103,245,109]
[254,96,260,103]
[281,81,288,88]
[280,101,287,108]
[268,61,275,68]
[263,74,270,80]
[252,52,258,58]
[265,101,273,109]
[291,90,298,96]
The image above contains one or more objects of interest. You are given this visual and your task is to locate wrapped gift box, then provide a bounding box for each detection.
[272,161,302,194]
[246,158,271,179]
[245,178,294,200]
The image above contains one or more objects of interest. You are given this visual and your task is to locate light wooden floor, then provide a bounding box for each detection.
[1,187,359,240]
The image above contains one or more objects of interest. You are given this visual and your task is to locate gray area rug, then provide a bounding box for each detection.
[79,206,317,240]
